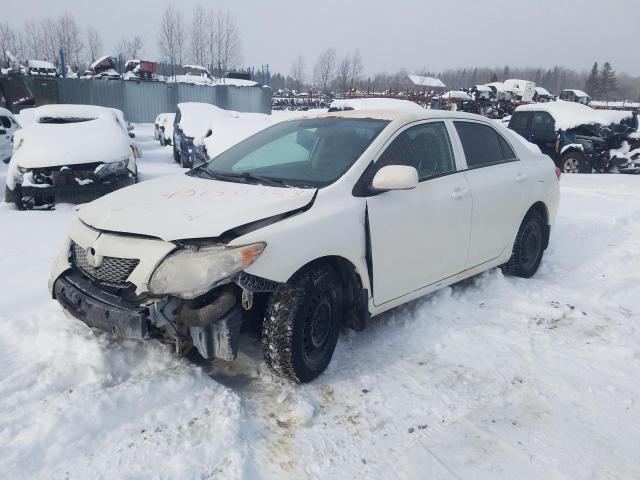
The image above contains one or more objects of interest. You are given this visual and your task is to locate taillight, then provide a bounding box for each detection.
[555,167,561,180]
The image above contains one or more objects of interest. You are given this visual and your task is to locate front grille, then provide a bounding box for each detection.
[71,242,139,287]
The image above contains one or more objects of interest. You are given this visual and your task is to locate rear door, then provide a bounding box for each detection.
[508,111,533,141]
[366,120,472,305]
[453,121,533,268]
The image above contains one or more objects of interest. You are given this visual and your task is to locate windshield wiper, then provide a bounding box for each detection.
[191,169,288,187]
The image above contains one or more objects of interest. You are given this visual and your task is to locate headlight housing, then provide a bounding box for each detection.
[94,157,129,178]
[149,242,265,299]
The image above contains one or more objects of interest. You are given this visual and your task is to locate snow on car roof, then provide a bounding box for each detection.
[515,100,634,130]
[177,102,237,137]
[329,98,424,112]
[486,82,513,92]
[0,107,13,117]
[535,86,552,96]
[33,104,116,122]
[474,84,492,92]
[407,75,446,88]
[562,89,590,98]
[441,90,472,100]
[27,59,56,69]
[201,112,275,157]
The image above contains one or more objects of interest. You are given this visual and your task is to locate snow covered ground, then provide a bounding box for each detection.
[1,121,640,479]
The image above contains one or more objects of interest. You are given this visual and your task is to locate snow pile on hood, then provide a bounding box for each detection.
[199,112,274,158]
[441,91,472,100]
[177,103,237,138]
[330,98,424,112]
[515,100,634,130]
[10,104,132,171]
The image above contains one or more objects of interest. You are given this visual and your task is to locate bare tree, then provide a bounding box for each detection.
[127,36,144,59]
[313,48,336,94]
[23,20,43,60]
[174,11,186,66]
[207,8,241,74]
[86,27,102,64]
[0,21,16,67]
[158,5,179,66]
[290,54,306,92]
[55,12,83,70]
[190,5,207,66]
[335,53,352,94]
[349,49,363,90]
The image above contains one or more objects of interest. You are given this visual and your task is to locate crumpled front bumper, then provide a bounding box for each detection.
[14,174,135,205]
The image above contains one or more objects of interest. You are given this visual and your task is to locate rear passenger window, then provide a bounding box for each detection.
[454,122,517,168]
[377,122,456,180]
[509,112,531,130]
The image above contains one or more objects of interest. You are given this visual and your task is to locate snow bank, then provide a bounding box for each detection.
[441,90,472,100]
[330,98,424,112]
[516,100,634,130]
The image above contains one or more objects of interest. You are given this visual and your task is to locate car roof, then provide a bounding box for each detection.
[317,108,496,124]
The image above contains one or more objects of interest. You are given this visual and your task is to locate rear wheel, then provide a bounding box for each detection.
[263,265,343,383]
[503,212,546,278]
[561,151,590,173]
[173,145,180,163]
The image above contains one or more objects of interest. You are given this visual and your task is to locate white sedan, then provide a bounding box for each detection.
[50,109,560,382]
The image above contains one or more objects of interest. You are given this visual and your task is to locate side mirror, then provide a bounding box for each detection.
[371,165,419,192]
[128,132,136,138]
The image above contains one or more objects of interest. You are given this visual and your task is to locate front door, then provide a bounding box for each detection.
[366,121,472,306]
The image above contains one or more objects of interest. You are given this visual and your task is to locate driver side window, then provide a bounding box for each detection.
[377,122,456,180]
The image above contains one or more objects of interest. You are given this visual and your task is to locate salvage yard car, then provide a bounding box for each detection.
[5,104,140,209]
[508,100,640,173]
[0,106,20,164]
[172,103,222,168]
[50,109,560,383]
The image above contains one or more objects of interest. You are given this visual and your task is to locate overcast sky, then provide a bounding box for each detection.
[4,0,639,76]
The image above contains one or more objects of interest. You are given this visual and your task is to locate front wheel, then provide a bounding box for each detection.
[502,212,546,278]
[561,151,590,173]
[262,265,343,383]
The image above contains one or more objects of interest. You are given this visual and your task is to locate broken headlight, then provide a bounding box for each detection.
[94,157,129,178]
[148,242,265,299]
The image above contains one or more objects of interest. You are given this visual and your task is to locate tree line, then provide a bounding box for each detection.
[1,11,639,101]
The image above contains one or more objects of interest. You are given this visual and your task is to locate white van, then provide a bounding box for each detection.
[504,79,536,103]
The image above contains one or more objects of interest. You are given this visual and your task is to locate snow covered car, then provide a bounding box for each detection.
[154,113,175,146]
[508,100,640,173]
[5,104,140,209]
[26,59,57,78]
[191,108,274,166]
[0,107,20,164]
[172,103,221,168]
[50,109,560,383]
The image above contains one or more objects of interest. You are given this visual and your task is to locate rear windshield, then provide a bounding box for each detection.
[37,117,96,124]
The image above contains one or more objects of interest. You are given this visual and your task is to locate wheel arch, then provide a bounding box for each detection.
[287,255,370,331]
[525,201,550,249]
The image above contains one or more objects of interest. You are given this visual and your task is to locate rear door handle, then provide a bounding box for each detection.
[515,173,528,182]
[451,188,470,199]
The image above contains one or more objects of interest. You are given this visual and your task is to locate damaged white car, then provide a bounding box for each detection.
[5,104,139,209]
[50,110,560,382]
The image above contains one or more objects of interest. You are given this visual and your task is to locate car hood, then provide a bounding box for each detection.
[78,173,317,241]
[12,117,131,169]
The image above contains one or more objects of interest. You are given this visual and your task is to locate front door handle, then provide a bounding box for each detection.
[515,173,528,182]
[451,188,470,199]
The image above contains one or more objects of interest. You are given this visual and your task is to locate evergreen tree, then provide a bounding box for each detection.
[490,72,498,82]
[599,62,617,100]
[584,62,599,96]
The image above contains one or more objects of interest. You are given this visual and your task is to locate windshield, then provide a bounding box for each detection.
[191,117,389,188]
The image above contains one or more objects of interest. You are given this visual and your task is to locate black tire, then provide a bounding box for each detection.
[173,145,180,163]
[262,265,343,383]
[503,212,546,278]
[561,151,590,174]
[159,135,166,146]
[180,153,191,169]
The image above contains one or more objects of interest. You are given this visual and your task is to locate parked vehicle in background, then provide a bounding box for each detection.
[172,103,225,167]
[0,107,20,163]
[508,100,639,173]
[123,60,157,81]
[50,109,560,382]
[533,87,554,103]
[154,113,175,146]
[329,97,424,112]
[88,56,121,80]
[5,104,140,209]
[192,109,274,166]
[503,79,536,103]
[560,89,591,106]
[26,60,57,78]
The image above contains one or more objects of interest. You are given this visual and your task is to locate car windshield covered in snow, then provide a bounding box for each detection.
[37,116,96,124]
[191,117,389,187]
